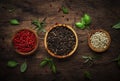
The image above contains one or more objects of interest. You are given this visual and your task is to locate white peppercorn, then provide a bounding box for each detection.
[90,31,109,49]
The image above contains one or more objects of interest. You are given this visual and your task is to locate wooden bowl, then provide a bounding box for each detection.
[88,29,111,52]
[12,29,38,55]
[44,24,78,59]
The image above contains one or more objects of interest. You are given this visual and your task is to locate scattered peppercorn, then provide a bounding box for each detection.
[66,18,69,21]
[50,4,52,7]
[55,23,58,25]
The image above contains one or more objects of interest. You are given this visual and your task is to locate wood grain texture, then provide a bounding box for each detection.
[0,0,120,81]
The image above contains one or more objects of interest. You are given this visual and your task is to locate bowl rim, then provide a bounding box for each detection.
[12,28,39,55]
[44,24,78,59]
[88,29,111,52]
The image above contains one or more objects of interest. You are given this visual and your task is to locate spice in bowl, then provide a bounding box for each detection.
[88,29,111,52]
[12,29,38,55]
[44,24,78,58]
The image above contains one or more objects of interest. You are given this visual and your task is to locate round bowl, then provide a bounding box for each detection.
[88,29,111,52]
[44,24,78,58]
[12,29,38,55]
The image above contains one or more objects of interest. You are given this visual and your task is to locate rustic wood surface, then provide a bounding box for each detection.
[0,0,120,81]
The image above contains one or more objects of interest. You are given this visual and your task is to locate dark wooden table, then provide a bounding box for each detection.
[0,0,120,81]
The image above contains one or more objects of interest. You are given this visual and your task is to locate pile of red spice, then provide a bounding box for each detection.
[13,29,37,53]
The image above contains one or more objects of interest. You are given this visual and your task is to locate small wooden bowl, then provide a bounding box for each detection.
[12,29,38,55]
[44,24,78,59]
[88,29,111,52]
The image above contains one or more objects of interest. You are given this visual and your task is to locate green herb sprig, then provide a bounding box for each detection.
[32,17,47,32]
[75,14,91,29]
[82,55,94,63]
[40,58,56,73]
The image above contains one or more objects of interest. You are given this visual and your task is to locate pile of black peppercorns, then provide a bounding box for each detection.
[47,26,76,55]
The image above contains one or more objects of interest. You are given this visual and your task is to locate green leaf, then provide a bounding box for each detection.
[20,62,27,73]
[88,56,93,60]
[44,57,52,62]
[112,22,120,29]
[32,20,41,28]
[40,60,48,67]
[83,14,91,25]
[84,71,92,80]
[51,64,56,73]
[47,58,53,68]
[75,13,91,29]
[112,55,120,68]
[10,19,19,25]
[62,7,69,14]
[80,17,86,25]
[40,58,57,73]
[82,56,94,64]
[82,56,89,59]
[7,60,18,68]
[84,59,89,63]
[32,17,47,32]
[75,22,85,29]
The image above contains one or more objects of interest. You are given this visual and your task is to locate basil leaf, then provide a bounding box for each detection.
[75,22,85,29]
[62,7,69,14]
[82,55,94,64]
[49,60,56,73]
[20,62,27,73]
[112,22,120,29]
[82,56,89,59]
[88,56,93,60]
[32,17,47,32]
[40,60,48,67]
[83,14,91,25]
[40,58,57,73]
[7,60,18,68]
[80,17,86,25]
[32,20,41,28]
[75,13,91,29]
[51,64,56,73]
[84,71,92,80]
[84,59,89,63]
[10,19,19,25]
